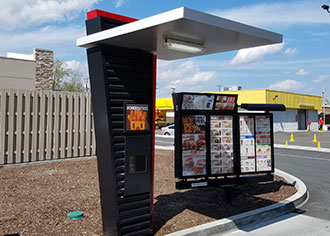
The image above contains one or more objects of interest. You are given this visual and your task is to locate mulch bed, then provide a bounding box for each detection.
[0,150,296,236]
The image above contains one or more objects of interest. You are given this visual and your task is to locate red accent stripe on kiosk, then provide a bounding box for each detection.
[151,55,157,227]
[87,9,138,22]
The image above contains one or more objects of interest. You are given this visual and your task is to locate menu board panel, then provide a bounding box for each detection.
[182,115,207,176]
[214,95,236,110]
[240,115,256,173]
[182,94,214,110]
[210,115,234,174]
[256,115,272,171]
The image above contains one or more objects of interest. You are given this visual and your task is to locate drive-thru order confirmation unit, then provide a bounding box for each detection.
[77,7,282,236]
[173,92,278,189]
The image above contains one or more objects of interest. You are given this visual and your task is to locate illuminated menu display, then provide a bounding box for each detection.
[181,94,237,111]
[239,114,273,173]
[182,115,207,176]
[214,95,236,110]
[126,104,149,131]
[210,115,234,174]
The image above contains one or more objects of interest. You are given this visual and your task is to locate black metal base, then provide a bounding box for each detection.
[176,174,274,190]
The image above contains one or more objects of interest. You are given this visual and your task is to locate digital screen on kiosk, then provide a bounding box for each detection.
[239,114,272,173]
[179,93,238,177]
[210,115,234,175]
[182,115,207,176]
[126,104,149,131]
[214,95,236,110]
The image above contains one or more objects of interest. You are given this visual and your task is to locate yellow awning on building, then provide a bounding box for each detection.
[156,97,173,110]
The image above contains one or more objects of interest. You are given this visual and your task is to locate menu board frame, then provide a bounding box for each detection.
[173,92,239,179]
[238,113,275,175]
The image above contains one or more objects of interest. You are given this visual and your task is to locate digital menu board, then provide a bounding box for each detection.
[182,94,214,110]
[240,115,256,173]
[239,114,273,173]
[126,104,149,131]
[182,115,207,176]
[210,115,234,174]
[214,95,236,110]
[256,115,272,171]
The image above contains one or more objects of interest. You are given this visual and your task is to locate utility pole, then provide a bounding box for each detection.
[217,85,221,91]
[323,85,326,123]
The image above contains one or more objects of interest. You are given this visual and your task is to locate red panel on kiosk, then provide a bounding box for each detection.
[151,55,157,226]
[87,9,138,22]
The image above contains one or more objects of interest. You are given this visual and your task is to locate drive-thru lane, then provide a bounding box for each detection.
[155,134,330,220]
[275,148,330,221]
[155,134,330,234]
[223,148,330,235]
[155,134,174,150]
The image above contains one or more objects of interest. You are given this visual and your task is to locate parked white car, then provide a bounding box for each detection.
[161,124,175,136]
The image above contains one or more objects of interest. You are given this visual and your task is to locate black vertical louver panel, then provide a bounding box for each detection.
[104,45,153,235]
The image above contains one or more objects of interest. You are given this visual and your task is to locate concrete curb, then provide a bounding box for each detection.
[274,144,330,153]
[165,169,308,236]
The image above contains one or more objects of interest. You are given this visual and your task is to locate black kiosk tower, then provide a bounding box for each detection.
[85,10,155,236]
[79,7,282,236]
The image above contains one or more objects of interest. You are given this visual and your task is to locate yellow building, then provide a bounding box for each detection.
[156,89,322,131]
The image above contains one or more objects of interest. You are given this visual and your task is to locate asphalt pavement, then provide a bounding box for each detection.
[155,131,330,235]
[276,148,330,221]
[223,148,330,236]
[274,131,330,149]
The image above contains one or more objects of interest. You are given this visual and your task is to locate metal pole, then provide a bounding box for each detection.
[323,85,326,123]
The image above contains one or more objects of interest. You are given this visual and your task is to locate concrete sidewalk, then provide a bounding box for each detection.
[223,212,330,236]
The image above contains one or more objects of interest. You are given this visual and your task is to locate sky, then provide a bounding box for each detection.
[1,0,330,99]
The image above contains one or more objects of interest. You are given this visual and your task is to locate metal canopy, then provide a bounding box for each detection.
[77,7,282,60]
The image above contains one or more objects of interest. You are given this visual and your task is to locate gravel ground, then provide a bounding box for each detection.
[0,150,296,236]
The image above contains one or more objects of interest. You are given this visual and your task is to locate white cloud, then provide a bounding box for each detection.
[65,60,88,76]
[114,0,127,8]
[284,48,297,56]
[209,1,330,28]
[296,68,308,76]
[157,60,217,97]
[222,43,284,67]
[0,0,100,30]
[0,25,85,55]
[313,75,330,83]
[268,79,305,92]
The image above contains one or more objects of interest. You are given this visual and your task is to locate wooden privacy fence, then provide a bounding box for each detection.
[0,89,96,165]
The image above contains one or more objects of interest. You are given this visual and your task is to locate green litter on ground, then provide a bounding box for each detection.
[67,211,84,220]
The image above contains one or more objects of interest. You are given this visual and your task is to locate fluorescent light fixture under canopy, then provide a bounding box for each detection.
[163,38,205,53]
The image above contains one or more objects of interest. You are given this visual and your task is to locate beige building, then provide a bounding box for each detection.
[0,48,54,90]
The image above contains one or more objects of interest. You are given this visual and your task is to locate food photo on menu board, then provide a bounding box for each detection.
[214,95,236,110]
[182,115,207,176]
[210,115,234,174]
[241,156,256,173]
[257,156,272,171]
[182,94,214,110]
